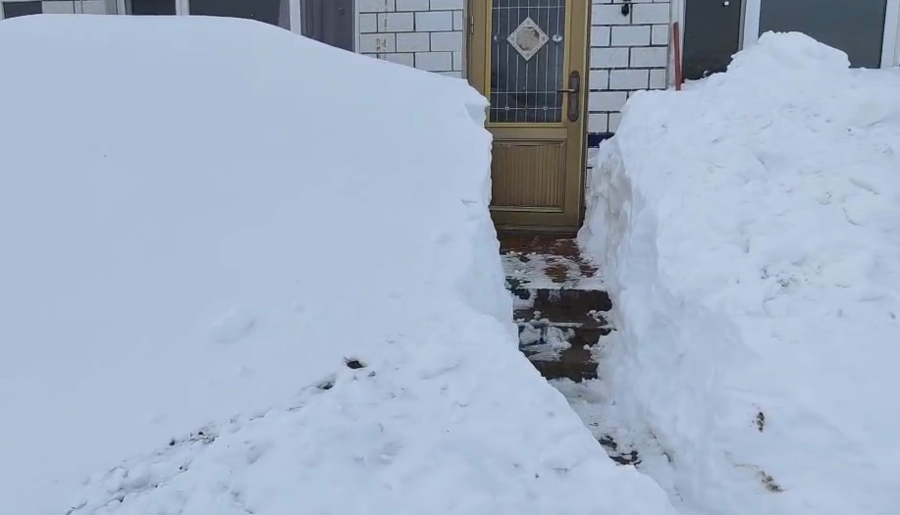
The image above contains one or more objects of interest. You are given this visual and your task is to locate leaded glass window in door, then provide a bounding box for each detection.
[490,0,567,123]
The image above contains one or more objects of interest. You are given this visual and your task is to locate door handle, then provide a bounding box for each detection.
[557,70,581,122]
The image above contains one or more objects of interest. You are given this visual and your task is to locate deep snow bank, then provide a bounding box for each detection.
[580,32,900,515]
[0,15,675,515]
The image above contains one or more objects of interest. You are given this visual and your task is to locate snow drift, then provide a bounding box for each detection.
[580,32,900,515]
[0,15,675,515]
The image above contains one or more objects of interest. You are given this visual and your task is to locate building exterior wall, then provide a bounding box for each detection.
[587,0,671,136]
[356,0,466,78]
[1,0,119,17]
[352,0,674,138]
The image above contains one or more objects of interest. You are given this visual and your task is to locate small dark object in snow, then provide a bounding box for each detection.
[505,277,530,300]
[759,471,784,492]
[599,435,618,450]
[169,438,176,446]
[318,379,334,390]
[345,358,366,369]
[756,411,766,432]
[608,450,641,466]
[598,434,641,466]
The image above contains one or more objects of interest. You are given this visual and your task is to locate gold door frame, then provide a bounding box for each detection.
[467,0,590,232]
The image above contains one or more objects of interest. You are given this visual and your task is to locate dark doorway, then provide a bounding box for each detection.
[759,0,887,68]
[301,0,354,52]
[128,0,177,15]
[2,1,42,19]
[682,0,743,81]
[189,0,290,30]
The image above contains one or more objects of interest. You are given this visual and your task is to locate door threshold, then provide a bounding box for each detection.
[495,225,579,238]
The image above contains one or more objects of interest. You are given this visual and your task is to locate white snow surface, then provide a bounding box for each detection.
[580,32,900,515]
[0,15,676,515]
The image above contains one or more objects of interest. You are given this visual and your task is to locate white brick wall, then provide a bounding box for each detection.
[397,32,430,52]
[358,0,464,75]
[396,0,429,10]
[610,25,651,46]
[379,12,414,32]
[358,0,394,13]
[609,69,650,90]
[588,0,672,134]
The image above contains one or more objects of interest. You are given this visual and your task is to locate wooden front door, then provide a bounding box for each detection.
[468,0,590,232]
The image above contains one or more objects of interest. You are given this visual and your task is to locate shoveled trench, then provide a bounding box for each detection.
[499,232,641,467]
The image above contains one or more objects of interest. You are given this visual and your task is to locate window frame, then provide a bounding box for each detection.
[671,0,900,73]
[0,0,306,37]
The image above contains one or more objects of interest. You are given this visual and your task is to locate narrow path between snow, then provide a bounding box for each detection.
[500,233,692,513]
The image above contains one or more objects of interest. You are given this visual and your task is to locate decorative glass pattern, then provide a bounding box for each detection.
[507,16,549,61]
[490,0,566,123]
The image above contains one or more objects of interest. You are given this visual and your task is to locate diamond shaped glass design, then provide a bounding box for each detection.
[506,17,549,61]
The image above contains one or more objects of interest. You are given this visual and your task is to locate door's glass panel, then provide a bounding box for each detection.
[759,0,887,68]
[2,1,42,18]
[490,0,566,124]
[128,0,176,15]
[189,0,291,30]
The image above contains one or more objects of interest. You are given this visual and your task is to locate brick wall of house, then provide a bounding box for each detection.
[587,0,671,135]
[357,0,466,78]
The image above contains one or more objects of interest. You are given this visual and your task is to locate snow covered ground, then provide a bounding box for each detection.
[579,32,900,515]
[0,15,676,515]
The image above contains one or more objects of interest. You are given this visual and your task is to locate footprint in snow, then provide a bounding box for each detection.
[210,308,255,344]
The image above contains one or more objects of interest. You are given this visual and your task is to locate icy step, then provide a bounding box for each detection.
[516,314,608,382]
[514,296,612,382]
[515,287,614,350]
[499,232,610,383]
[517,317,610,350]
[508,283,613,312]
[525,343,600,382]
